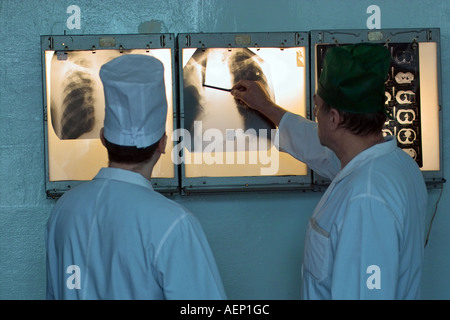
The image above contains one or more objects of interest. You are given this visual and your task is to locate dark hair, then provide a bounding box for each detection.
[104,139,160,165]
[322,100,386,136]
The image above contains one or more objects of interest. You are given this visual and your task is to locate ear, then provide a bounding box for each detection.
[157,133,167,154]
[328,108,341,132]
[99,127,106,147]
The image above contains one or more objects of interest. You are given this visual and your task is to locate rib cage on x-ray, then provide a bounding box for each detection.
[60,69,96,139]
[183,48,276,152]
[50,51,121,140]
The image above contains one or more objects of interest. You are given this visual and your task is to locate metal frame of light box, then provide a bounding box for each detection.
[177,32,312,193]
[309,28,444,189]
[40,33,179,198]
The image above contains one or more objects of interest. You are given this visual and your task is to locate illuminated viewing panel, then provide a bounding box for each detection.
[40,30,442,196]
[311,29,443,186]
[41,34,177,196]
[178,32,311,191]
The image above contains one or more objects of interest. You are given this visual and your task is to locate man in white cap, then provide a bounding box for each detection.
[46,54,227,300]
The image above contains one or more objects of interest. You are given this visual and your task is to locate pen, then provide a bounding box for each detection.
[202,84,232,92]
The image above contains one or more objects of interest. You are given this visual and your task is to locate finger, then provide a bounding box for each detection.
[231,80,247,91]
[231,87,244,99]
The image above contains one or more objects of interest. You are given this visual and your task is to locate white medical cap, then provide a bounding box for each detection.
[100,54,167,148]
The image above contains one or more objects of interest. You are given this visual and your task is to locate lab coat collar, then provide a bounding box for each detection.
[332,135,397,184]
[94,167,154,191]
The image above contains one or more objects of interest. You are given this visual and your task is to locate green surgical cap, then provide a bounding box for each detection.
[317,43,391,114]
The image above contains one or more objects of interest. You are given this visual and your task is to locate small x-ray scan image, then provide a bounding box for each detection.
[385,42,423,167]
[44,48,174,181]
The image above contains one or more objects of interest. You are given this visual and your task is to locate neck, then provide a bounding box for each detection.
[109,160,156,181]
[333,132,385,169]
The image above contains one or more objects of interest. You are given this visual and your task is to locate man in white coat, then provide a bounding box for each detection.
[231,43,427,299]
[46,54,227,300]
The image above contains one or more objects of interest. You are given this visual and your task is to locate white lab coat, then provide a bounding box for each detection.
[278,112,427,299]
[46,167,227,300]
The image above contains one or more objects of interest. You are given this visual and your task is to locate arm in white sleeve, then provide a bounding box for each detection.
[277,112,340,180]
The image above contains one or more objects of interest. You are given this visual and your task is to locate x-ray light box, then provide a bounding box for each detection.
[310,28,443,187]
[177,32,311,192]
[41,34,178,197]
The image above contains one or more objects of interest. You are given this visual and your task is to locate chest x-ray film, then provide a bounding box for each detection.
[178,32,310,190]
[311,29,443,186]
[41,35,177,196]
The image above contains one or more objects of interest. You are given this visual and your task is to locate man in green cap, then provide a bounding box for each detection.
[231,43,427,299]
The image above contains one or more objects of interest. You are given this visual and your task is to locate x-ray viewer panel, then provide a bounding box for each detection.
[44,48,175,181]
[180,46,308,178]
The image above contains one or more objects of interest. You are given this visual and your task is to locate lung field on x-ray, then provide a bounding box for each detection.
[50,51,123,140]
[50,53,101,140]
[227,50,274,133]
[183,48,276,152]
[60,70,96,139]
